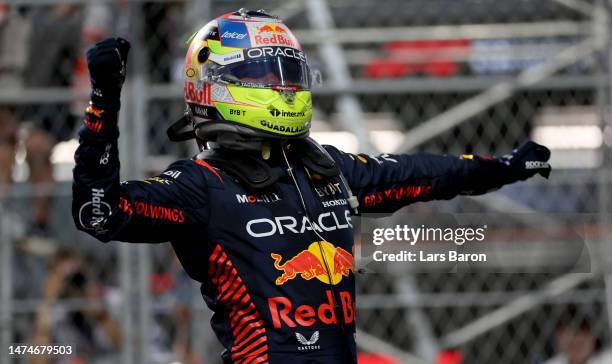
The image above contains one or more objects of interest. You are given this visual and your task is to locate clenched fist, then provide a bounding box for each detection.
[496,141,551,180]
[462,141,551,195]
[86,37,130,109]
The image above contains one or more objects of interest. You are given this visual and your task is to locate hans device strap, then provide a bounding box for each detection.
[193,138,340,190]
[294,138,340,178]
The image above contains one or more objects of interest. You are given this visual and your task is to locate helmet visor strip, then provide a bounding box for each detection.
[204,56,313,90]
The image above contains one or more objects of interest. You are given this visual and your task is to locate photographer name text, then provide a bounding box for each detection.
[372,250,487,262]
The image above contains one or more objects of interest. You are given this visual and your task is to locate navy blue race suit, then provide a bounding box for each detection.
[74,38,551,364]
[72,103,550,363]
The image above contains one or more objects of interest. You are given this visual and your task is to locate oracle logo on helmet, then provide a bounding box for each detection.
[246,47,306,62]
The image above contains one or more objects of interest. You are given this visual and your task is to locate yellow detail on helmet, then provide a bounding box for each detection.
[215,85,311,137]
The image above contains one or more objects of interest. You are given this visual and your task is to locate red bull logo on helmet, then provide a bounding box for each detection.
[257,23,287,35]
[271,241,354,286]
[253,22,296,47]
[184,81,212,105]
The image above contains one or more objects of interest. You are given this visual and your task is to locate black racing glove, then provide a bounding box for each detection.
[86,37,130,110]
[495,141,551,179]
[462,141,551,195]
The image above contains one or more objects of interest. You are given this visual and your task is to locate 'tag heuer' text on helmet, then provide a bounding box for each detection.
[182,9,318,142]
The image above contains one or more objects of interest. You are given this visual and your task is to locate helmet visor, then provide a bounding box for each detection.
[211,56,312,90]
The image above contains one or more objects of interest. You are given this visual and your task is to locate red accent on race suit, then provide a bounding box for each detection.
[119,197,133,215]
[209,245,269,363]
[118,198,185,223]
[84,115,103,133]
[363,185,433,208]
[194,159,223,182]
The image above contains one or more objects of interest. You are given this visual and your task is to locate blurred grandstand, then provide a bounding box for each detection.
[0,0,611,363]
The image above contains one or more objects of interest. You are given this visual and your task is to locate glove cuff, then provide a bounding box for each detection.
[461,156,513,195]
[80,101,120,142]
[90,86,121,112]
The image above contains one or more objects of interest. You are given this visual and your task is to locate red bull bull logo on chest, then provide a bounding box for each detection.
[270,241,354,286]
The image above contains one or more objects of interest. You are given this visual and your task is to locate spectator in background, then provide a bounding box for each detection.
[142,1,185,83]
[72,3,119,115]
[0,5,28,188]
[544,307,612,364]
[22,5,84,232]
[0,4,29,87]
[0,3,119,232]
[0,107,17,186]
[0,4,82,232]
[32,248,121,364]
[150,247,207,364]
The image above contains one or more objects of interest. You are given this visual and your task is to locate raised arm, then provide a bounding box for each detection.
[325,142,551,214]
[72,38,209,243]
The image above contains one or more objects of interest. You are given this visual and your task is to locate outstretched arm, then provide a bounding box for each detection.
[72,38,209,243]
[325,142,551,214]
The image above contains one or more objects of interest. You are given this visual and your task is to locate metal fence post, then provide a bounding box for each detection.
[118,83,135,364]
[117,2,151,361]
[0,204,13,364]
[305,0,376,153]
[184,1,213,361]
[118,244,135,364]
[600,0,612,340]
[126,2,152,363]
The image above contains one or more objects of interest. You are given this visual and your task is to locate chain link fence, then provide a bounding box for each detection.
[1,0,611,363]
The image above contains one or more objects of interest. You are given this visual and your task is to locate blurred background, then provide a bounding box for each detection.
[1,0,611,363]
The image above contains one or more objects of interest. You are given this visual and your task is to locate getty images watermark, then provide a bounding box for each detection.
[371,224,488,263]
[357,212,598,273]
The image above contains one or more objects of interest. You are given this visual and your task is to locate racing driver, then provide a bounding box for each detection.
[73,9,552,364]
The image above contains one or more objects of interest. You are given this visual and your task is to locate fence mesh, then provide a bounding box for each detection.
[0,1,611,363]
